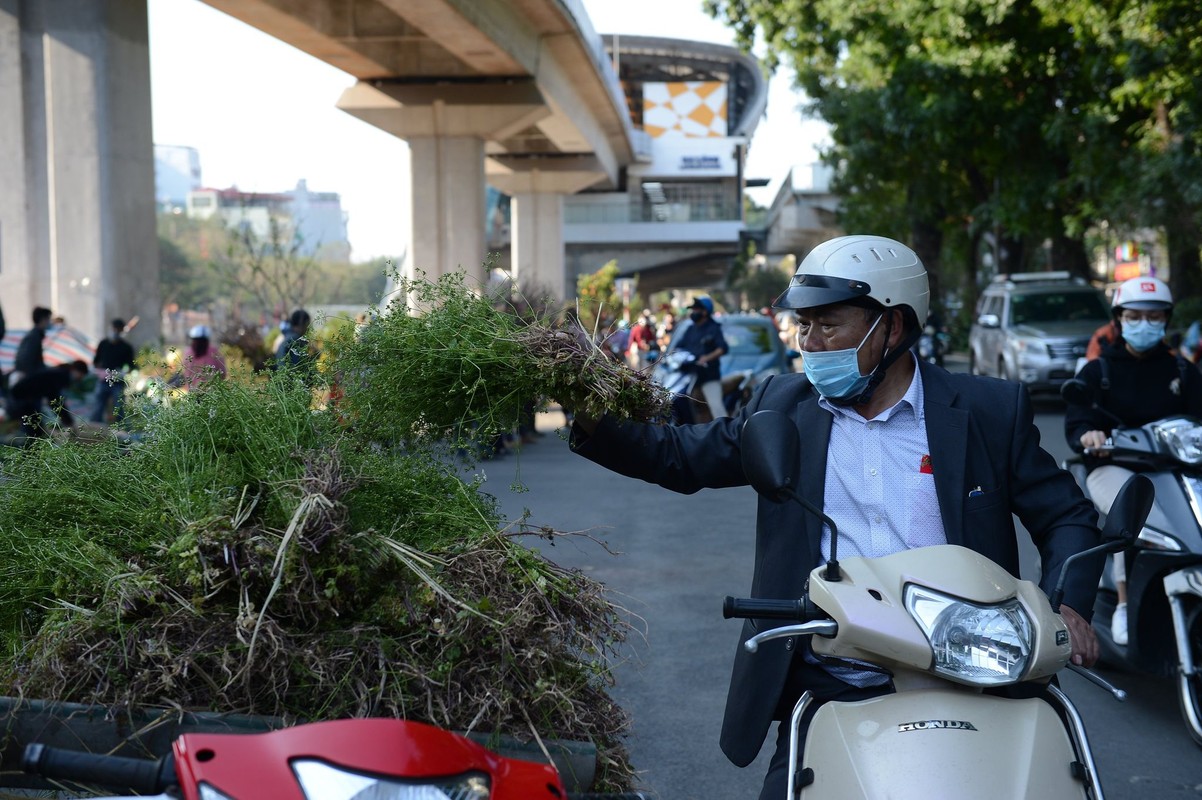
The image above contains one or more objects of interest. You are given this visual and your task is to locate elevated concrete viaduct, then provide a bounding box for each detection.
[1,0,635,341]
[201,0,638,298]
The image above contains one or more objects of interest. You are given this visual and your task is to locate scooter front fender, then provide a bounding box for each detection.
[801,689,1088,799]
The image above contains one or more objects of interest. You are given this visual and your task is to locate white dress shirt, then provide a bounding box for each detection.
[817,356,947,563]
[808,356,948,687]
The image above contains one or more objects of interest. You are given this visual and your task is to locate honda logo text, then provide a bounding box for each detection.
[898,719,978,733]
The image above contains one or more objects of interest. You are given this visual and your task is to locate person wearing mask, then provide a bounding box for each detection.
[673,296,729,421]
[1064,276,1202,645]
[171,325,226,390]
[91,318,136,423]
[569,235,1103,799]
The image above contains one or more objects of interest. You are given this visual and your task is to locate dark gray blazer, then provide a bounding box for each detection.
[571,361,1102,767]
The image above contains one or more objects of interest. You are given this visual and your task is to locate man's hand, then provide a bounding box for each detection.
[1079,430,1110,456]
[1060,604,1099,667]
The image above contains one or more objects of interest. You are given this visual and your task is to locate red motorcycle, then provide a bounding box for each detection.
[22,717,646,799]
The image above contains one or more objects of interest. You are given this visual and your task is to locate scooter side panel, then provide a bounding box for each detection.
[801,690,1086,799]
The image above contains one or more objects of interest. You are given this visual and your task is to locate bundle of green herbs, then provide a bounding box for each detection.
[0,272,677,791]
[326,272,670,449]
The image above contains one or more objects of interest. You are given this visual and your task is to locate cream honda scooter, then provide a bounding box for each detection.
[729,411,1151,799]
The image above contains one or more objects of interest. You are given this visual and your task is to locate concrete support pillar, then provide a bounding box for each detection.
[0,0,159,346]
[488,155,607,300]
[337,81,551,288]
[512,189,565,298]
[408,135,487,283]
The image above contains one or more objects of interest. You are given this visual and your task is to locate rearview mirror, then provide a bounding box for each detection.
[977,313,1000,329]
[1060,378,1096,406]
[741,411,801,502]
[1101,474,1155,544]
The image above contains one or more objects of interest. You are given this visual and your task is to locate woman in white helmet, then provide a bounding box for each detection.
[571,234,1102,800]
[170,324,227,391]
[1065,276,1202,645]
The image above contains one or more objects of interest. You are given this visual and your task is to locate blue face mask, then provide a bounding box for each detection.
[802,314,882,401]
[1123,319,1166,353]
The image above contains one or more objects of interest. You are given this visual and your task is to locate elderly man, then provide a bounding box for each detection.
[569,234,1103,799]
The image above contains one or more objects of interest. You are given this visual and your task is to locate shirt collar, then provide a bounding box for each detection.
[818,352,925,424]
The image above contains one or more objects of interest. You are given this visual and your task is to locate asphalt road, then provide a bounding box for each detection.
[479,361,1202,798]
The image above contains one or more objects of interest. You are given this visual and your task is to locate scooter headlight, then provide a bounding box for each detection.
[904,585,1033,686]
[289,760,490,799]
[1151,417,1202,464]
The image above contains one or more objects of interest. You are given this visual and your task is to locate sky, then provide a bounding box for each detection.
[147,0,830,262]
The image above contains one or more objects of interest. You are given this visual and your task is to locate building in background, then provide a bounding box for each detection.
[154,144,202,211]
[758,163,841,262]
[186,179,351,262]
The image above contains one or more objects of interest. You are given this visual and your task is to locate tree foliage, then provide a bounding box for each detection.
[159,213,392,323]
[705,0,1202,306]
[575,261,623,334]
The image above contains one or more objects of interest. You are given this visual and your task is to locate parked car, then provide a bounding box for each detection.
[653,313,798,420]
[968,272,1109,393]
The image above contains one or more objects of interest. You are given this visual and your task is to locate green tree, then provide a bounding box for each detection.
[704,0,1124,311]
[1041,0,1202,297]
[310,256,392,307]
[211,217,322,322]
[157,213,228,309]
[575,261,622,335]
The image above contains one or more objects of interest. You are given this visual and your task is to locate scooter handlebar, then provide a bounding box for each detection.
[723,596,821,620]
[22,743,174,794]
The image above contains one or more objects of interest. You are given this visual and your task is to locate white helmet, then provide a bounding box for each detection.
[1112,276,1172,312]
[188,324,211,339]
[773,235,930,326]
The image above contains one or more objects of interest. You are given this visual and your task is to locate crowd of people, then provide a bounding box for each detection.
[1,305,318,442]
[4,244,1202,790]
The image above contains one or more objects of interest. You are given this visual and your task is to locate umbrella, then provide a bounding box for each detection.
[0,327,96,374]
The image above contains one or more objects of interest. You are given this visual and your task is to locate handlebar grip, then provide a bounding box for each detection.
[22,743,173,793]
[723,596,811,620]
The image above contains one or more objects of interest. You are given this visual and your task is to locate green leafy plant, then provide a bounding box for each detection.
[0,270,675,791]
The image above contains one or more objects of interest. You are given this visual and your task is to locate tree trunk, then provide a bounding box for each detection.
[1001,234,1024,274]
[1166,223,1202,300]
[910,218,943,321]
[1051,234,1090,281]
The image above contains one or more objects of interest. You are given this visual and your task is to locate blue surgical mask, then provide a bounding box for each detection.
[802,315,882,401]
[1123,319,1166,353]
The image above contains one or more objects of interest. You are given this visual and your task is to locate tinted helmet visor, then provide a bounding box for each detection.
[773,274,873,311]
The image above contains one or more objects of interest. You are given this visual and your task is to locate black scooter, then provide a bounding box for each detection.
[1062,378,1202,746]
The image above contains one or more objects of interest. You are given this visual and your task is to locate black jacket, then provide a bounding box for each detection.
[1064,341,1202,470]
[14,328,45,374]
[674,318,728,384]
[572,363,1102,767]
[94,338,136,373]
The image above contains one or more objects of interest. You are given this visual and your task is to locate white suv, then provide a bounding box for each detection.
[969,272,1109,393]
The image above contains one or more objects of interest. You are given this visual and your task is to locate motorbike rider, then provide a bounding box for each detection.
[1064,276,1202,645]
[671,296,729,422]
[569,234,1103,800]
